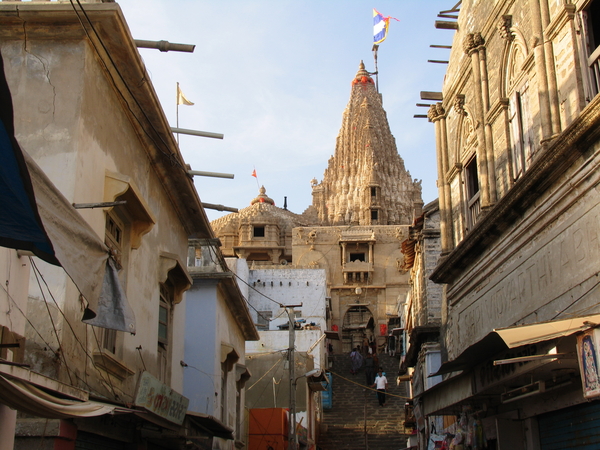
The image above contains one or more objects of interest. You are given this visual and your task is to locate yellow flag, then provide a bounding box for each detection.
[177,84,194,106]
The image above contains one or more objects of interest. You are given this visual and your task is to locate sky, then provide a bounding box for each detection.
[117,0,456,221]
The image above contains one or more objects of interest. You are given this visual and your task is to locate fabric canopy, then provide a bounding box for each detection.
[432,314,600,376]
[0,374,126,419]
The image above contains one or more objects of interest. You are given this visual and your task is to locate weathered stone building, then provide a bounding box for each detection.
[213,62,424,353]
[420,0,600,448]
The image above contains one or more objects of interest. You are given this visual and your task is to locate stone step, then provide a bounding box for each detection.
[318,352,410,450]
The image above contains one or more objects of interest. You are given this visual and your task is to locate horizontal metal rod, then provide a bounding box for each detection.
[414,115,428,119]
[201,203,238,213]
[420,91,443,101]
[430,45,452,49]
[188,170,234,179]
[416,103,433,107]
[171,127,224,140]
[435,21,459,30]
[135,40,195,53]
[428,60,449,64]
[73,201,127,209]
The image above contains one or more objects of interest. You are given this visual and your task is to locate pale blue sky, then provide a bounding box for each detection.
[117,0,456,221]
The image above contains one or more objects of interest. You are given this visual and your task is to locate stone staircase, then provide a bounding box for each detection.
[317,352,410,450]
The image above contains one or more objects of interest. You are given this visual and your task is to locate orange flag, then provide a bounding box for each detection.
[251,169,257,177]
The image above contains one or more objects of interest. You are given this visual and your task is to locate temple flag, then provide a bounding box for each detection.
[177,84,194,106]
[373,9,399,45]
[251,169,257,178]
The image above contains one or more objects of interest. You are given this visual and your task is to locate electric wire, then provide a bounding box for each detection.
[28,258,122,401]
[68,0,186,172]
[246,354,285,391]
[30,260,74,385]
[0,279,58,358]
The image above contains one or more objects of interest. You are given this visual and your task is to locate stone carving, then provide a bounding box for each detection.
[497,15,513,41]
[454,94,466,116]
[310,61,423,227]
[428,103,445,122]
[463,32,485,55]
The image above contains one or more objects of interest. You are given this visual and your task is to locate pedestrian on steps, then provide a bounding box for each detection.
[349,346,363,375]
[371,369,388,406]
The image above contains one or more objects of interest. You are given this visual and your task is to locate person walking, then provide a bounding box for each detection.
[371,369,388,406]
[349,346,363,375]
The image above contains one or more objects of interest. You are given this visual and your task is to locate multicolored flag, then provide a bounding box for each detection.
[373,9,399,45]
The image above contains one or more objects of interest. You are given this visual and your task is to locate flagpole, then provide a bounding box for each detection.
[372,44,379,93]
[176,82,180,145]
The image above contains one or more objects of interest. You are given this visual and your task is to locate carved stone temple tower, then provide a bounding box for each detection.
[211,62,424,353]
[310,61,423,226]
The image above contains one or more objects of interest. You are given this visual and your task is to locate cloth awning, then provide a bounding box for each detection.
[432,314,600,376]
[0,373,132,419]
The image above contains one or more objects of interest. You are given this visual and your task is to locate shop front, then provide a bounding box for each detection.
[416,315,600,449]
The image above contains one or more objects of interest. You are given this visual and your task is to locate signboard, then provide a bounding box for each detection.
[134,371,189,425]
[577,328,600,399]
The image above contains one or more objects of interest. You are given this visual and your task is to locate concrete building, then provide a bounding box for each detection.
[244,267,328,450]
[397,200,444,447]
[420,0,600,448]
[184,242,259,449]
[0,2,254,449]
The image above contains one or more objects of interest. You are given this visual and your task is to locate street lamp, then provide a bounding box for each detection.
[289,369,321,450]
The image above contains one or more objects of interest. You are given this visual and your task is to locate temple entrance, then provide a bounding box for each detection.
[341,306,374,353]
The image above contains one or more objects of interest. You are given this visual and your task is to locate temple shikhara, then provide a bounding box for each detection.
[212,62,424,352]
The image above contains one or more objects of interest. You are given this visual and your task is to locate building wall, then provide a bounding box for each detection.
[0,1,203,422]
[247,269,327,331]
[431,0,600,360]
[293,225,410,351]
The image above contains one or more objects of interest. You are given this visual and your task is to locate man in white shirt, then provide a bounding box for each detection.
[371,369,388,406]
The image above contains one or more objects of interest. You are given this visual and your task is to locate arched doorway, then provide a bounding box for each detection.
[342,306,374,353]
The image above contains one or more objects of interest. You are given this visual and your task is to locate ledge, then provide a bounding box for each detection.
[92,351,135,381]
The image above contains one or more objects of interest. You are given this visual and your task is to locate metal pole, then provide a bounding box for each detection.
[288,310,296,450]
[135,40,196,53]
[170,127,224,140]
[372,44,379,93]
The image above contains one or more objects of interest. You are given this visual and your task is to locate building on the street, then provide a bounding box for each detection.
[212,62,425,358]
[0,2,256,449]
[185,242,259,449]
[243,266,329,450]
[419,0,600,448]
[397,200,444,444]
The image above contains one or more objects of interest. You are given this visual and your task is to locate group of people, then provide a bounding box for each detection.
[349,339,389,407]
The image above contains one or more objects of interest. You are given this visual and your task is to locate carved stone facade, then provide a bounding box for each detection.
[211,186,308,265]
[421,0,600,447]
[310,62,423,227]
[212,62,423,352]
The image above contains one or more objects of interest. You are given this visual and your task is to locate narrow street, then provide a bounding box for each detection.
[318,352,411,450]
